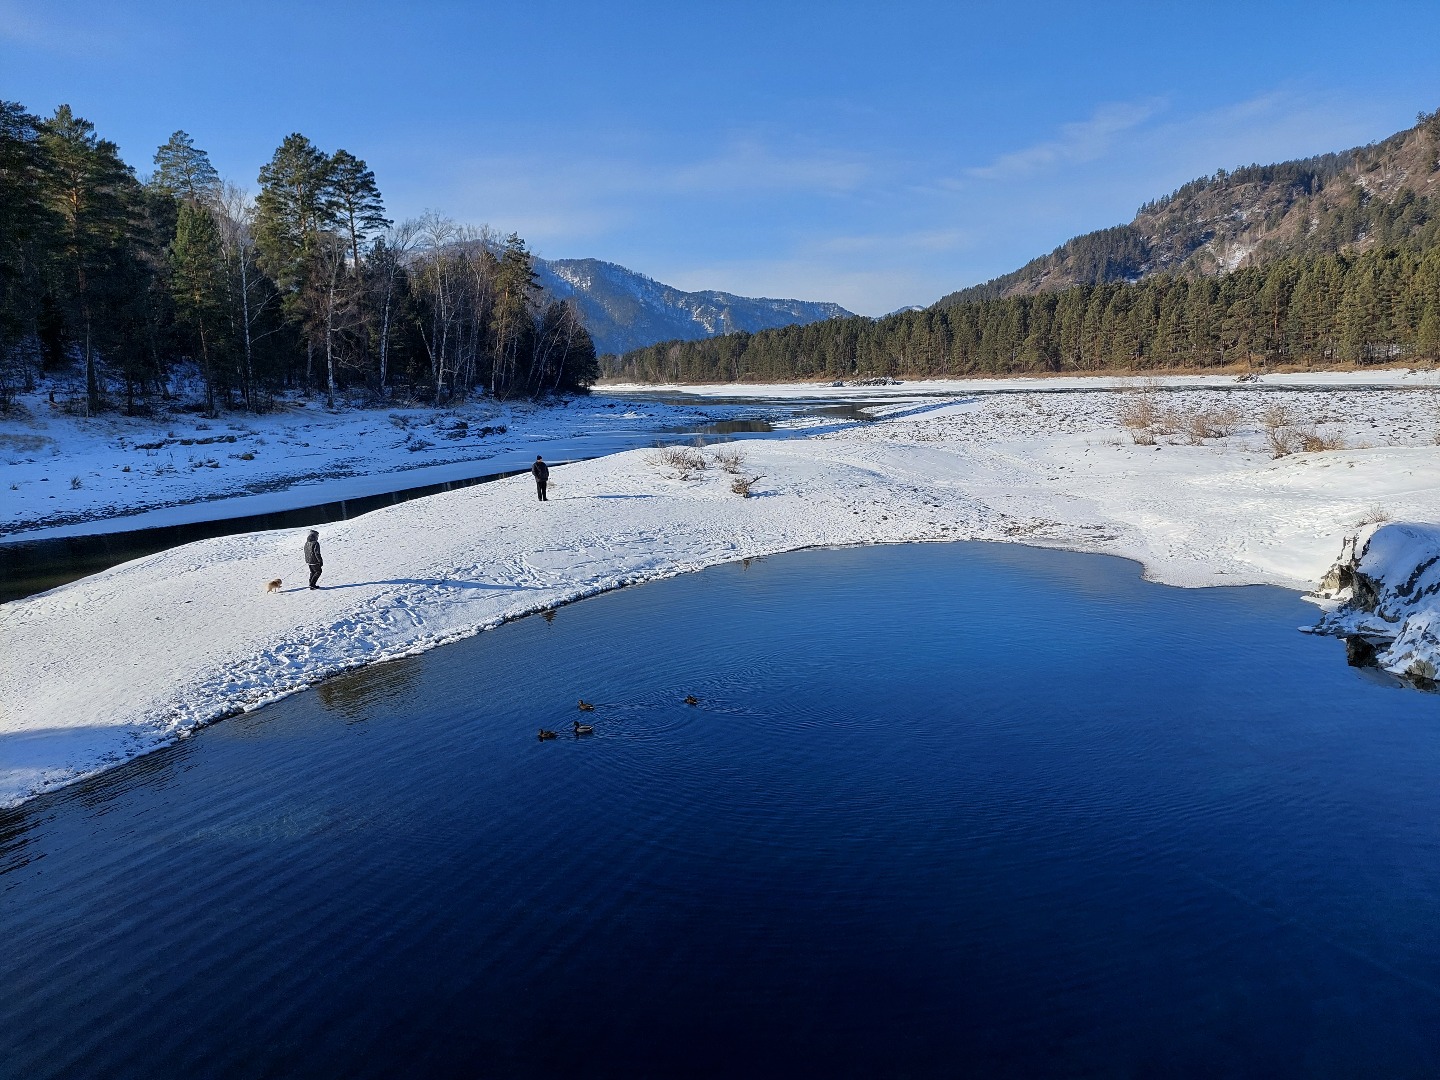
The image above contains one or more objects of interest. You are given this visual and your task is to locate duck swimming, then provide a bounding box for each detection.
[684,695,699,706]
[538,729,559,741]
[573,720,594,735]
[578,700,595,712]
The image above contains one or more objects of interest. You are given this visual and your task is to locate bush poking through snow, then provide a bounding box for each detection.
[1261,400,1346,456]
[652,446,708,474]
[1116,390,1160,433]
[1295,426,1347,453]
[1356,505,1392,527]
[712,447,747,474]
[69,475,82,489]
[1260,403,1298,457]
[1187,404,1242,441]
[731,474,763,497]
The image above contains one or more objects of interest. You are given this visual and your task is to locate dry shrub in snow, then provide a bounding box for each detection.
[1296,426,1347,453]
[1258,398,1345,456]
[712,447,747,474]
[658,446,707,471]
[1356,505,1392,526]
[731,474,763,497]
[1260,402,1295,431]
[1175,404,1242,444]
[1201,404,1242,438]
[1116,390,1160,432]
[650,445,709,479]
[1179,414,1208,445]
[1261,403,1298,457]
[1114,383,1240,444]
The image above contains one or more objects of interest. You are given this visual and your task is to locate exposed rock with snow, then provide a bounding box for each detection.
[1309,522,1440,683]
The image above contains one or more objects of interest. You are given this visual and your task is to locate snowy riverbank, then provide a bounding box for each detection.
[3,372,1438,806]
[0,391,760,540]
[1308,521,1440,683]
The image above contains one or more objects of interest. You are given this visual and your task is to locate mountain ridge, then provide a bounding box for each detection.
[935,108,1440,308]
[532,256,853,356]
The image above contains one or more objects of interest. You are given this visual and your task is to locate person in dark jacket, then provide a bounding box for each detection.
[303,530,323,589]
[531,455,549,501]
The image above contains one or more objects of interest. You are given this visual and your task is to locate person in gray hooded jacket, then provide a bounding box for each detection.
[304,530,323,589]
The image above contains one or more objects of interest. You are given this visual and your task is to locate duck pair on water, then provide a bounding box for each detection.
[540,694,700,741]
[537,720,592,740]
[580,695,698,709]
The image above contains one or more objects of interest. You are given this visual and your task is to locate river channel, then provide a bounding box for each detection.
[2,542,1436,1078]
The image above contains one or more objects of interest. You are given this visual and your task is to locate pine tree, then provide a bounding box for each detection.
[328,150,390,278]
[152,131,221,206]
[0,100,57,391]
[1413,250,1440,361]
[39,105,146,413]
[1417,303,1440,360]
[255,134,337,388]
[491,233,539,399]
[170,200,228,412]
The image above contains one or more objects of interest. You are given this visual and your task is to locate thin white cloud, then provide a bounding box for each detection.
[406,135,877,245]
[0,0,122,55]
[816,228,974,256]
[658,139,871,197]
[472,138,872,202]
[966,98,1168,181]
[392,87,1406,314]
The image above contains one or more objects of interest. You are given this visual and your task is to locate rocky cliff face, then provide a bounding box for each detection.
[532,257,852,357]
[938,109,1440,307]
[1309,521,1440,686]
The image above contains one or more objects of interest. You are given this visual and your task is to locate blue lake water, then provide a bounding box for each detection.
[2,542,1437,1078]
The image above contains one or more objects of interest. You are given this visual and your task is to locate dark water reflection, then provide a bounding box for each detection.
[2,543,1438,1078]
[0,468,535,604]
[1,405,791,603]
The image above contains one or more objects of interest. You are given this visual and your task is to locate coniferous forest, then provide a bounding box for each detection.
[606,247,1440,383]
[0,101,599,414]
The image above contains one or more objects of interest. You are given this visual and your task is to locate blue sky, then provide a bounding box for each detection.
[4,0,1438,314]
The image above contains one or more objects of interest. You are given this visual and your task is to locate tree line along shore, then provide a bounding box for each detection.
[0,101,600,418]
[605,246,1440,384]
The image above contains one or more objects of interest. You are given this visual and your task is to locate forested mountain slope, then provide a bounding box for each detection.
[606,108,1440,383]
[532,257,852,356]
[937,109,1440,307]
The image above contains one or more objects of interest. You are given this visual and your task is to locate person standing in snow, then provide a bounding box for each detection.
[304,529,323,589]
[531,455,550,501]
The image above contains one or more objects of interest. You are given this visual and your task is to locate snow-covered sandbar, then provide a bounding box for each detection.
[4,374,1438,806]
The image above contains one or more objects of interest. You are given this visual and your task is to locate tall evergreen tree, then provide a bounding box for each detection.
[0,100,56,394]
[39,104,145,413]
[255,134,336,387]
[328,149,390,277]
[490,233,539,399]
[170,200,228,413]
[152,131,221,206]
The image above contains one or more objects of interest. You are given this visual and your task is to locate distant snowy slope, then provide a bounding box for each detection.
[532,257,852,356]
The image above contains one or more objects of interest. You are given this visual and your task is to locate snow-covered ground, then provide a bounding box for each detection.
[3,371,1438,806]
[1308,521,1440,683]
[0,391,756,540]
